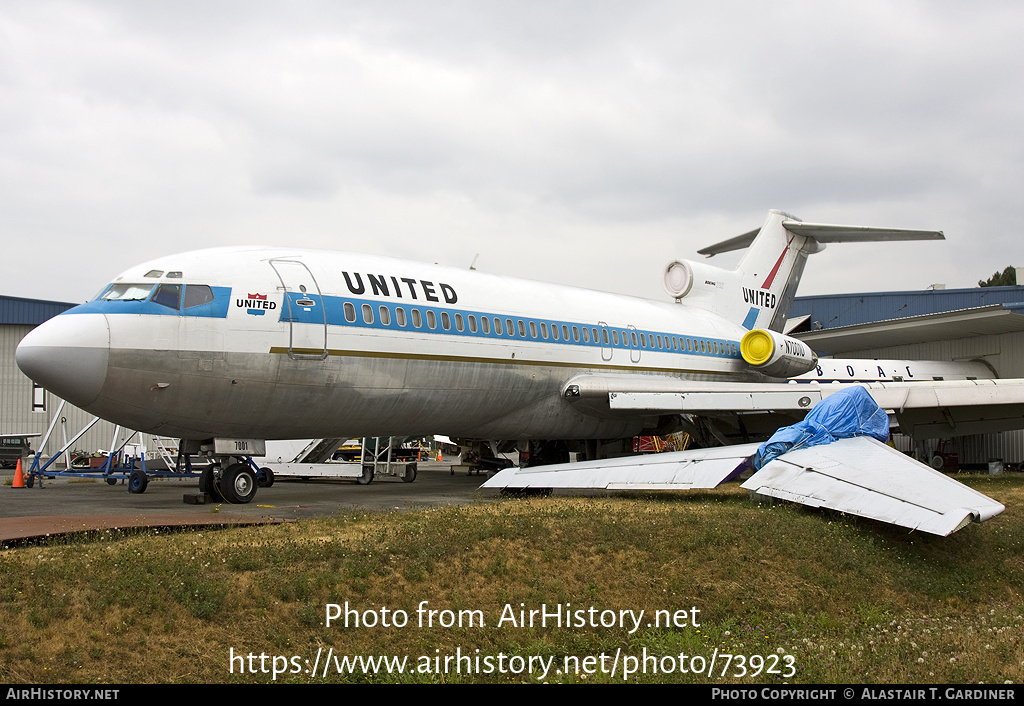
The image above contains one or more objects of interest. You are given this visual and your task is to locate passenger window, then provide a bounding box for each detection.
[412,309,422,328]
[518,320,526,337]
[379,305,391,326]
[441,312,451,330]
[582,327,589,343]
[344,302,356,322]
[541,323,549,339]
[631,332,638,347]
[362,304,374,324]
[506,318,514,336]
[396,307,407,327]
[183,285,214,309]
[427,311,437,329]
[529,321,537,339]
[572,326,579,342]
[562,325,569,340]
[482,317,490,334]
[552,325,559,341]
[494,318,503,335]
[613,330,619,345]
[468,315,477,333]
[151,284,181,310]
[455,313,464,332]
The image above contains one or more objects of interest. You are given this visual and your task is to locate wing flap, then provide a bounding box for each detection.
[740,437,1004,536]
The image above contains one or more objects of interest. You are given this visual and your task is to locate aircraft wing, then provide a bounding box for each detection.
[740,436,1005,536]
[564,375,1024,439]
[866,380,1024,438]
[481,443,758,490]
[482,437,1004,536]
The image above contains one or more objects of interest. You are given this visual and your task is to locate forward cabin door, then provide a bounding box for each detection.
[269,259,329,360]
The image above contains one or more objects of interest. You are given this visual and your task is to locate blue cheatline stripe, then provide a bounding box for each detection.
[283,292,743,362]
[741,307,759,330]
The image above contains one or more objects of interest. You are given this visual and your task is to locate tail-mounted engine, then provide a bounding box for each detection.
[740,328,817,378]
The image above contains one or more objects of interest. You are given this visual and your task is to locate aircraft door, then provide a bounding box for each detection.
[269,259,328,361]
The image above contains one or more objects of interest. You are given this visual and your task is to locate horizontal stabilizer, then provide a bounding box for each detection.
[741,436,1004,536]
[781,221,944,243]
[480,444,759,490]
[697,228,760,257]
[697,218,943,257]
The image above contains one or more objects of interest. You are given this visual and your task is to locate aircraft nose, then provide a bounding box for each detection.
[16,312,110,408]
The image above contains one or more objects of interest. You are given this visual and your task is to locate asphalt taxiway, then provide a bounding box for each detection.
[0,461,498,542]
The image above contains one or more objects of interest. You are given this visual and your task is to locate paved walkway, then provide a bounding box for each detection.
[1,462,494,542]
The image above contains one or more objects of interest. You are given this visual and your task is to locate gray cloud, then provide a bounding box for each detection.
[1,1,1022,304]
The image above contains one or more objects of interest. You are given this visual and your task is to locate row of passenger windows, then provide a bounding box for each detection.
[341,301,737,356]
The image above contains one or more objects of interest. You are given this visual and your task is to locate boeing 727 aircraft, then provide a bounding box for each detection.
[16,210,1023,533]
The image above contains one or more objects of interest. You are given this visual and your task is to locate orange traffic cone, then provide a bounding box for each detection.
[12,458,25,489]
[436,450,443,462]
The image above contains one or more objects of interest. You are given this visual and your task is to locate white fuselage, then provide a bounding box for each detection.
[17,247,759,441]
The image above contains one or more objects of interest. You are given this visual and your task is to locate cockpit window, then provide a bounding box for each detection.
[151,284,182,310]
[143,270,164,278]
[183,284,215,309]
[99,283,154,301]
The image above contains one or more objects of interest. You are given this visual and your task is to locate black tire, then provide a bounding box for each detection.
[258,467,275,488]
[199,467,224,501]
[222,463,258,504]
[105,477,118,486]
[357,465,374,485]
[401,464,417,483]
[128,470,149,494]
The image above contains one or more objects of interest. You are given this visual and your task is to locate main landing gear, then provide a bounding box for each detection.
[199,461,260,503]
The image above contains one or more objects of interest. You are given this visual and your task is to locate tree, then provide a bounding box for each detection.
[979,266,1017,287]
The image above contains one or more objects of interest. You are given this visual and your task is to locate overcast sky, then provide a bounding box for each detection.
[3,0,1022,305]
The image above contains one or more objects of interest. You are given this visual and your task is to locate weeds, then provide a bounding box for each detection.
[0,478,1022,683]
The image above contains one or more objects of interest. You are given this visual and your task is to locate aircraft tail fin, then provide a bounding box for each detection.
[665,210,943,332]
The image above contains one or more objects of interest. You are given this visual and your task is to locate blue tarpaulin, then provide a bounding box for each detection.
[753,386,890,470]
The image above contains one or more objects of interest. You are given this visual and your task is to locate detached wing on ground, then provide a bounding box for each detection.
[481,444,758,491]
[482,438,1004,536]
[740,436,1005,536]
[486,379,1010,535]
